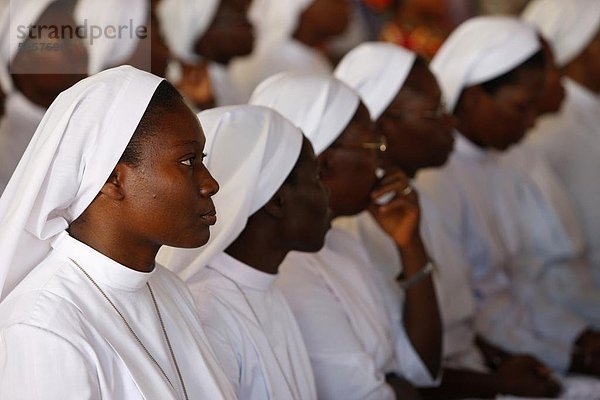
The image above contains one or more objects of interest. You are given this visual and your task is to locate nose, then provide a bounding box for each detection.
[199,167,219,197]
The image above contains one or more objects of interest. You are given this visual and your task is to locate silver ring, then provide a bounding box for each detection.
[400,185,413,196]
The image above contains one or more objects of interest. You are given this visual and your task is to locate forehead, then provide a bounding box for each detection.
[149,100,205,148]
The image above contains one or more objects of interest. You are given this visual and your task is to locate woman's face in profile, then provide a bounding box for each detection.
[123,99,220,249]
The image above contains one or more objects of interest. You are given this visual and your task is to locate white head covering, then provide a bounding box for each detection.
[248,0,314,53]
[75,0,149,74]
[430,16,541,112]
[0,66,163,301]
[522,0,600,67]
[156,0,220,62]
[334,42,417,121]
[250,71,360,155]
[158,105,303,281]
[0,0,57,93]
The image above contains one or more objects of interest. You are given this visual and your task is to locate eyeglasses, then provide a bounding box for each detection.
[330,135,387,153]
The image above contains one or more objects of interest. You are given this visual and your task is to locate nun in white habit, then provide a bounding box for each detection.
[519,0,600,287]
[228,0,333,102]
[0,0,87,195]
[0,66,235,399]
[417,16,600,375]
[251,71,440,399]
[333,42,485,375]
[156,0,248,106]
[158,105,323,399]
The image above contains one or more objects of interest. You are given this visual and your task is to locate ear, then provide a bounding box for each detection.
[262,186,288,219]
[454,85,483,118]
[317,150,336,180]
[99,163,127,201]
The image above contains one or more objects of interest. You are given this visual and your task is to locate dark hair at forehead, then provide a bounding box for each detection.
[118,80,183,166]
[480,49,546,96]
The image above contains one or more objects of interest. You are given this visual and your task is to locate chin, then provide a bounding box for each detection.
[173,230,211,249]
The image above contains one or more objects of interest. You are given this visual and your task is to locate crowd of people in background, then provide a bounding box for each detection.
[1,0,600,399]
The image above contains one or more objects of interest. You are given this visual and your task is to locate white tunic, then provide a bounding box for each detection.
[187,252,317,400]
[335,203,486,373]
[522,78,600,286]
[277,227,435,400]
[416,134,588,372]
[229,39,332,102]
[0,91,46,194]
[0,232,235,399]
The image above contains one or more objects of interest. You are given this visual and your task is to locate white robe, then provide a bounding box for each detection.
[502,131,600,328]
[187,252,317,400]
[229,39,332,102]
[0,232,235,400]
[522,78,600,286]
[0,91,45,194]
[277,227,435,400]
[334,202,486,374]
[416,134,588,372]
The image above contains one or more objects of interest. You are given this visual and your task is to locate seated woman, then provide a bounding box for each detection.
[0,66,235,399]
[251,71,442,399]
[158,105,330,399]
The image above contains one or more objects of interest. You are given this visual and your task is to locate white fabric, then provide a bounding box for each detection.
[189,252,317,400]
[0,0,56,93]
[518,78,600,290]
[501,133,600,328]
[0,66,162,301]
[278,227,405,399]
[208,62,246,106]
[158,105,302,280]
[522,0,600,67]
[230,39,332,103]
[156,0,220,62]
[250,71,359,155]
[0,91,46,195]
[430,16,540,112]
[0,231,235,399]
[75,0,149,74]
[334,197,485,374]
[247,0,313,54]
[416,133,588,372]
[334,42,416,121]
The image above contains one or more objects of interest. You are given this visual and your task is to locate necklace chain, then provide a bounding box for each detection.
[71,260,189,400]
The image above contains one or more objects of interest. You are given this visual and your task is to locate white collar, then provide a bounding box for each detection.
[453,131,489,161]
[564,77,600,115]
[208,252,277,291]
[52,231,154,291]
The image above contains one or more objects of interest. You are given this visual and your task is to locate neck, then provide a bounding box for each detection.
[225,221,289,275]
[293,25,323,49]
[69,221,158,273]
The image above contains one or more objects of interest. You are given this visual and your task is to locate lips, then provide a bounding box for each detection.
[200,209,217,225]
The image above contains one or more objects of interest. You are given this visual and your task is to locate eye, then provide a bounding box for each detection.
[180,155,196,167]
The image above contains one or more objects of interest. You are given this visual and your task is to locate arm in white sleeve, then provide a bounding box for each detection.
[279,268,395,400]
[0,324,101,400]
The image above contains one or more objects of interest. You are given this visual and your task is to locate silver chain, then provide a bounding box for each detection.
[71,259,189,400]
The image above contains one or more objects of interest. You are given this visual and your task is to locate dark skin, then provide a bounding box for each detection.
[376,60,455,179]
[225,138,331,275]
[293,0,352,48]
[320,101,441,391]
[194,0,254,65]
[10,0,88,109]
[562,28,600,94]
[454,65,544,151]
[68,99,219,272]
[537,38,565,116]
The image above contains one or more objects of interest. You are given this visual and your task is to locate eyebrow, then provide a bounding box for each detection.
[172,140,201,147]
